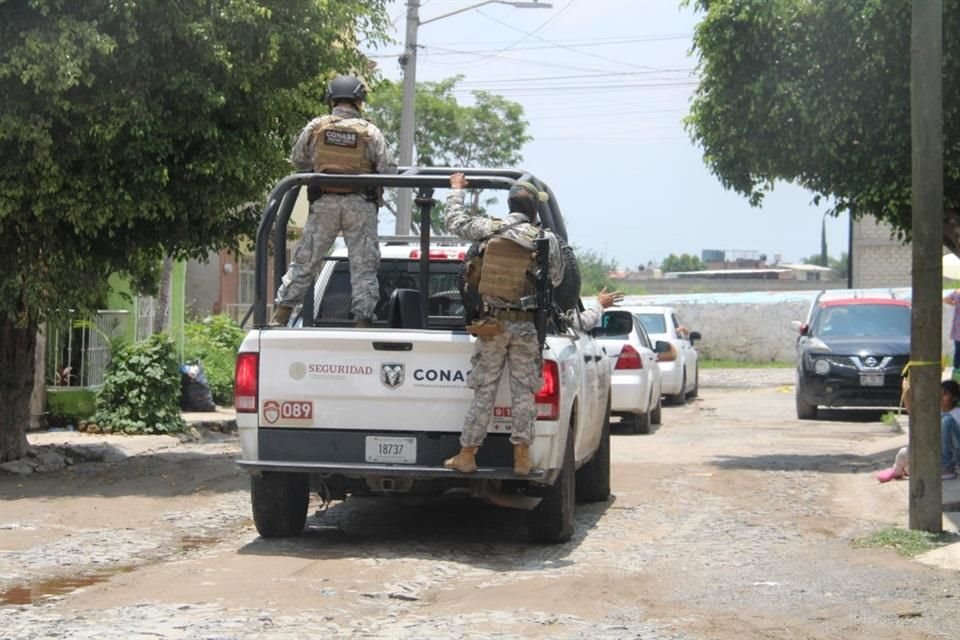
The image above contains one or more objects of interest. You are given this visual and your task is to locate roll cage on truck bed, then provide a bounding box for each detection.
[236,167,611,544]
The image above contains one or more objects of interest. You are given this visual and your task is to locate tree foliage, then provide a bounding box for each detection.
[661,253,707,273]
[366,76,531,168]
[0,0,388,461]
[684,0,960,253]
[0,0,388,322]
[366,76,532,227]
[576,249,617,295]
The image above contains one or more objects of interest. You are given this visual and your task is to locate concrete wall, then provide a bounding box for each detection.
[599,288,954,364]
[852,216,912,288]
[185,256,221,318]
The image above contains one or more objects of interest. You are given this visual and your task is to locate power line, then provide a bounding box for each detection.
[475,4,676,72]
[468,0,577,64]
[454,69,694,86]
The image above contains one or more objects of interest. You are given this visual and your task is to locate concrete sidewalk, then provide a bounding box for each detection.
[181,406,236,433]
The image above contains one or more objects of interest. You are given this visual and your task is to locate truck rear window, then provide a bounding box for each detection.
[315,258,465,324]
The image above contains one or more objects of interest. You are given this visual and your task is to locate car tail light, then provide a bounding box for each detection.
[615,344,643,370]
[234,352,259,413]
[657,343,678,362]
[534,360,560,420]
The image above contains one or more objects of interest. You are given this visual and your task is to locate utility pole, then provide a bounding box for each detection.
[909,0,943,533]
[395,0,420,235]
[394,0,552,235]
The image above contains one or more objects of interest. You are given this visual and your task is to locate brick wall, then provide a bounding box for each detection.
[852,216,912,288]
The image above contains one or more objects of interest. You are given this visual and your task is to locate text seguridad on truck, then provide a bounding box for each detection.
[234,168,612,544]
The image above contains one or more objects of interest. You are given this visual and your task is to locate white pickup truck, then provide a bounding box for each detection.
[235,169,612,543]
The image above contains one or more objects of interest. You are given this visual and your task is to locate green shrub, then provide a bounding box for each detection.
[93,334,185,434]
[184,315,246,406]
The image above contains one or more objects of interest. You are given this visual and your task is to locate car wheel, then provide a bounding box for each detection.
[576,395,611,503]
[251,472,309,538]
[632,410,651,435]
[650,394,662,425]
[796,380,818,420]
[528,426,576,544]
[669,372,687,406]
[688,366,699,399]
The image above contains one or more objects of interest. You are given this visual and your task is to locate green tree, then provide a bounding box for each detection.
[661,254,707,273]
[684,0,960,253]
[576,249,617,295]
[366,76,532,226]
[0,0,388,461]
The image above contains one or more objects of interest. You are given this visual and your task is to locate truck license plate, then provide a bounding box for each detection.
[860,373,884,387]
[365,436,417,464]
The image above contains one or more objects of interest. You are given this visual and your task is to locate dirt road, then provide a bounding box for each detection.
[2,370,958,639]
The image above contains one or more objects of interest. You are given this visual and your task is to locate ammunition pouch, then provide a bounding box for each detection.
[466,318,504,339]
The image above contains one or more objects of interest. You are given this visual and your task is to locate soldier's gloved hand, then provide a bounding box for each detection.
[450,172,468,190]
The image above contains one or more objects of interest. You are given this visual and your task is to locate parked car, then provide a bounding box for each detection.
[792,292,910,419]
[592,309,669,434]
[628,306,701,404]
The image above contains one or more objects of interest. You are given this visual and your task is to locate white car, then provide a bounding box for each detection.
[592,309,668,434]
[627,306,701,404]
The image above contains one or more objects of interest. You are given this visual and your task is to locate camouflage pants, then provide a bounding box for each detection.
[275,194,380,321]
[461,320,542,447]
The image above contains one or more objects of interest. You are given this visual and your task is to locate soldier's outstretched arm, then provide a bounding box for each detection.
[443,172,497,241]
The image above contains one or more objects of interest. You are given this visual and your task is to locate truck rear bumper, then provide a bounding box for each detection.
[236,459,546,480]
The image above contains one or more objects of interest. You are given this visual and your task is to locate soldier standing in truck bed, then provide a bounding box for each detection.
[442,172,564,476]
[271,75,396,328]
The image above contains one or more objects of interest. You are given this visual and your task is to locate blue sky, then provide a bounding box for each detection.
[365,0,849,268]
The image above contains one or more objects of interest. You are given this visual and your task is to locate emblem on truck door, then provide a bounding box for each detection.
[381,363,405,389]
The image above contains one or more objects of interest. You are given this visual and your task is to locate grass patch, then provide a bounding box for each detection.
[699,359,793,369]
[852,527,959,557]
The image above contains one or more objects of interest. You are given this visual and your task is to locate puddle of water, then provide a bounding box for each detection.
[0,567,131,606]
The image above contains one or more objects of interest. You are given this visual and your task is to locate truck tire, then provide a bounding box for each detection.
[576,396,611,503]
[527,427,576,544]
[553,241,581,312]
[251,472,309,538]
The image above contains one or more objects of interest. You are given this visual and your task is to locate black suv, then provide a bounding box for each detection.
[794,295,911,419]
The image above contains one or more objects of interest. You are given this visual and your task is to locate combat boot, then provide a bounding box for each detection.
[270,305,293,327]
[444,446,478,473]
[513,443,533,476]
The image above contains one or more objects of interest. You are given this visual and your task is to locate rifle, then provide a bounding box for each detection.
[534,230,551,350]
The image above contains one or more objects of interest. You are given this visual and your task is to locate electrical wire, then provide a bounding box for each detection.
[467,0,577,64]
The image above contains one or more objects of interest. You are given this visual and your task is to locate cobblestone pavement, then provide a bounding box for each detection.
[1,377,958,639]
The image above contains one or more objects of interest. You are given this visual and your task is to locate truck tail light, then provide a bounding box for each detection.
[615,344,643,370]
[534,360,560,421]
[657,343,678,362]
[234,352,259,413]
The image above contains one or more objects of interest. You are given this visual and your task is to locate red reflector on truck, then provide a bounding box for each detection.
[234,352,259,413]
[534,360,560,420]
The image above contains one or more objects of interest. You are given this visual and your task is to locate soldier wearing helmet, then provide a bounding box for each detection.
[271,75,396,327]
[441,172,564,476]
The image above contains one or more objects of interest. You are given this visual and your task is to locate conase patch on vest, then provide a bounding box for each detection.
[323,129,358,148]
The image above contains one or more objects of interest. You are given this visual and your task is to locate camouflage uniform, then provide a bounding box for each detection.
[275,104,396,321]
[444,188,564,446]
[565,301,604,333]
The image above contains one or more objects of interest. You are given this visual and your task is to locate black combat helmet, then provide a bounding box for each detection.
[507,181,546,221]
[325,75,367,106]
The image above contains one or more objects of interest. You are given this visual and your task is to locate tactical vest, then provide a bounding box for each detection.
[309,115,374,193]
[477,234,537,302]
